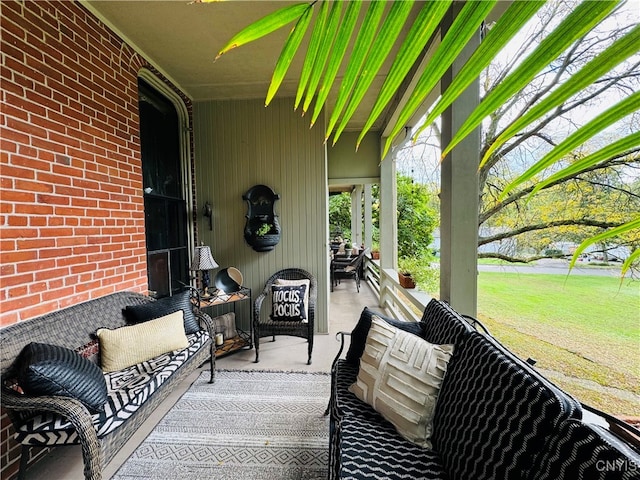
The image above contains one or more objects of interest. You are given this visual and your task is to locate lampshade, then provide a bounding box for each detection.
[190,245,219,271]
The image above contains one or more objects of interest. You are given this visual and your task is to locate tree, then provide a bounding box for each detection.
[330,176,438,260]
[477,2,640,268]
[396,175,438,259]
[397,2,640,269]
[214,0,640,273]
[329,193,352,240]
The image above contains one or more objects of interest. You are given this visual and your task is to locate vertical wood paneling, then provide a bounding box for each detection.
[193,98,329,333]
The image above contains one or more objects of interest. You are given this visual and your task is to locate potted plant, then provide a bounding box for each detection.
[397,257,417,289]
[398,269,416,289]
[370,243,380,260]
[256,222,272,236]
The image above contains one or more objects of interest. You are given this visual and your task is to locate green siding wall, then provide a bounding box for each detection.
[193,98,329,334]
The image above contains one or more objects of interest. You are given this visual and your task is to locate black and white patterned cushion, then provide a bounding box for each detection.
[431,331,582,480]
[14,331,209,446]
[123,288,200,334]
[337,415,448,480]
[532,419,640,480]
[330,359,380,422]
[345,307,425,364]
[420,299,474,345]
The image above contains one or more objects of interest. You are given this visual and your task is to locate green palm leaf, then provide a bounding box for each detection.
[529,132,640,196]
[356,0,452,148]
[216,3,309,60]
[382,0,498,158]
[302,1,343,115]
[294,0,329,110]
[620,248,640,280]
[411,0,545,142]
[483,22,640,164]
[440,0,618,161]
[266,5,314,106]
[310,1,362,127]
[502,89,640,198]
[332,0,415,145]
[325,1,386,141]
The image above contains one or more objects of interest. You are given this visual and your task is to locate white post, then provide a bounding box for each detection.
[351,185,363,248]
[379,145,397,308]
[439,5,480,317]
[364,184,373,250]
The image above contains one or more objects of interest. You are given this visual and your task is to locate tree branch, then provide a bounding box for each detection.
[479,152,639,224]
[478,252,548,263]
[478,219,623,246]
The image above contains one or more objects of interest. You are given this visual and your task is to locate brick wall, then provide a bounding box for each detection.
[0,1,193,477]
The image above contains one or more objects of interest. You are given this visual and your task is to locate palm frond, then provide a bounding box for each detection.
[502,90,640,198]
[441,0,618,161]
[483,22,640,164]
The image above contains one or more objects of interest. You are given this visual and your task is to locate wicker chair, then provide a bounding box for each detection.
[253,268,317,365]
[331,249,366,292]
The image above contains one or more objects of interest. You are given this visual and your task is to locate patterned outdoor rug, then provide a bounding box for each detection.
[112,369,330,480]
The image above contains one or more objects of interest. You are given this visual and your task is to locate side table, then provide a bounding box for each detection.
[196,287,253,358]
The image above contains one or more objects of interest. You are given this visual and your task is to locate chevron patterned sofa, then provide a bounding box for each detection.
[328,299,640,480]
[1,291,216,480]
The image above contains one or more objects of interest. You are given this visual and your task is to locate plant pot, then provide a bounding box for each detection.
[371,251,380,260]
[398,272,415,289]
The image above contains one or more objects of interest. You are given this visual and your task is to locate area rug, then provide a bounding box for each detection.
[112,369,330,480]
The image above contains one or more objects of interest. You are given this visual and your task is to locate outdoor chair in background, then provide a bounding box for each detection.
[331,249,367,293]
[253,268,317,365]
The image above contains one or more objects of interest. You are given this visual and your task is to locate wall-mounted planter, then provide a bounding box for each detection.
[243,185,281,252]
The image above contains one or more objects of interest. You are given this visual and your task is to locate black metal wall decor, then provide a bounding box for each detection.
[243,185,281,252]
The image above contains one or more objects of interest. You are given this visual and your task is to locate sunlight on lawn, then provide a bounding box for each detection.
[477,272,640,416]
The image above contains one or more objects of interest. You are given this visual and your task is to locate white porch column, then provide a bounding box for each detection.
[363,184,373,250]
[439,5,480,317]
[379,147,397,270]
[351,185,363,247]
[379,146,397,309]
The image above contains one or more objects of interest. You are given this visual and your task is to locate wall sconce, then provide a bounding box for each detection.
[203,201,213,231]
[190,244,218,297]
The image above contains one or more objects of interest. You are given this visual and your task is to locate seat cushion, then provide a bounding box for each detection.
[14,331,209,446]
[331,359,380,422]
[337,415,448,480]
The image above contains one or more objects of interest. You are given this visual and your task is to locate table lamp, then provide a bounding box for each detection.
[190,245,219,297]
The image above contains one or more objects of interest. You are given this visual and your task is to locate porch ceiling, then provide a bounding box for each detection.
[84,0,426,133]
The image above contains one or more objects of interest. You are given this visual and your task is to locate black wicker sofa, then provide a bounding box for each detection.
[328,299,640,480]
[1,290,216,480]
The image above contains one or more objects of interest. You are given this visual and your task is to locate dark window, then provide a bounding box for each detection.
[138,79,188,297]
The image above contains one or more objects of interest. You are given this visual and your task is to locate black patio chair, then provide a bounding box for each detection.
[253,268,317,365]
[331,249,366,292]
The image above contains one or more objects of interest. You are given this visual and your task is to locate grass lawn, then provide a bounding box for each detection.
[477,272,640,416]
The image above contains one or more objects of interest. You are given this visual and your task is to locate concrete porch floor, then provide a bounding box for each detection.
[21,279,380,480]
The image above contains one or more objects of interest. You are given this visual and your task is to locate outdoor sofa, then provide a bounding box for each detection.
[328,299,640,479]
[0,290,215,480]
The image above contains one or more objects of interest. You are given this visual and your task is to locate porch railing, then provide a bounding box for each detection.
[363,256,432,322]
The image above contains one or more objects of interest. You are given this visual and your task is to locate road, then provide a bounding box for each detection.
[477,258,627,277]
